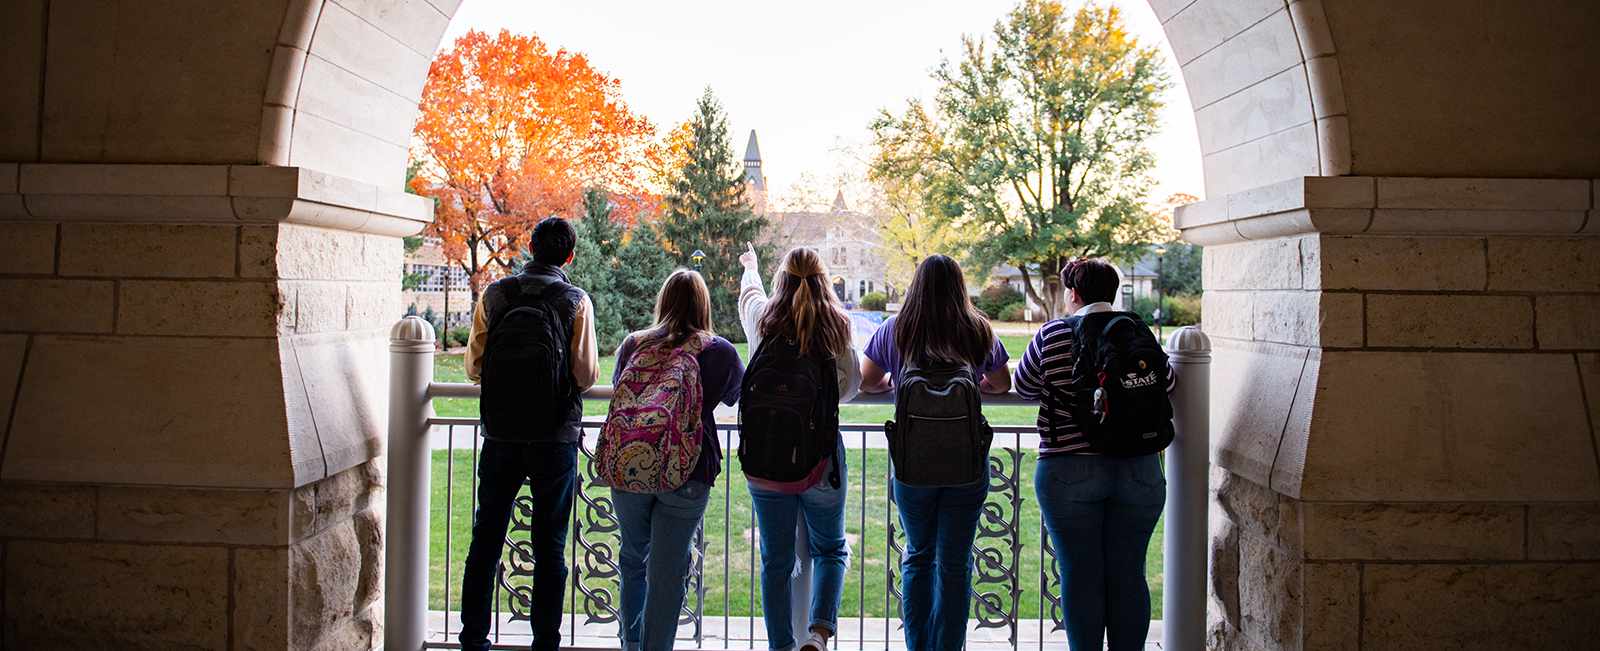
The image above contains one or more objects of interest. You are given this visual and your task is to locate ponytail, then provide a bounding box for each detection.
[757,248,852,358]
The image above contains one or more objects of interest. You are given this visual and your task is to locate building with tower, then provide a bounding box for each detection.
[742,131,887,305]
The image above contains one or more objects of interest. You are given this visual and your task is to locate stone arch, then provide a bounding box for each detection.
[1150,0,1350,198]
[2,0,1597,648]
[1147,1,1600,650]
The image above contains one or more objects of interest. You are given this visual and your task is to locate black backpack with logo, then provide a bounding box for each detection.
[738,336,841,489]
[1052,312,1174,457]
[886,358,993,487]
[479,275,578,441]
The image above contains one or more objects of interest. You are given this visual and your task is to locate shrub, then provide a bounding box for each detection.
[1129,292,1202,327]
[1166,293,1202,326]
[998,301,1028,322]
[860,291,888,311]
[446,326,471,348]
[974,284,1025,319]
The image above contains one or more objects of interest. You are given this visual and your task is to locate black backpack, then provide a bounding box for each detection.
[478,276,577,441]
[738,336,841,489]
[885,358,993,487]
[1052,312,1174,458]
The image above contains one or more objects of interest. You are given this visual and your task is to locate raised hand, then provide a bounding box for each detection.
[738,241,758,270]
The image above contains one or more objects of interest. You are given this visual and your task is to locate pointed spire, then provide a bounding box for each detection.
[744,130,762,162]
[832,190,848,212]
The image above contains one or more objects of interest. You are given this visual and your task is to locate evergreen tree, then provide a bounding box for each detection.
[567,188,629,352]
[614,217,679,340]
[661,89,773,342]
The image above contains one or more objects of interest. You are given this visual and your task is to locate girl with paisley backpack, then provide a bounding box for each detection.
[604,269,745,651]
[736,244,863,651]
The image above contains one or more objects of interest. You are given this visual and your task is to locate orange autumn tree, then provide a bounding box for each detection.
[409,29,659,304]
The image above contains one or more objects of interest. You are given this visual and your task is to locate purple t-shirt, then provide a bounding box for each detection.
[613,332,744,487]
[862,315,1009,380]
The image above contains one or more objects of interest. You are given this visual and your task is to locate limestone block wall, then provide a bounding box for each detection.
[2,459,384,651]
[0,163,427,649]
[1177,176,1600,651]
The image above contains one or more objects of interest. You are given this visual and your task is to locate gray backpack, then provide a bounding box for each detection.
[885,358,993,487]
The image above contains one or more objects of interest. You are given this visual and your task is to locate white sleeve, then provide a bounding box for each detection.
[738,267,769,351]
[837,344,863,404]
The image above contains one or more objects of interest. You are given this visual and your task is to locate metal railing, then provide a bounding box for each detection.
[386,317,1211,651]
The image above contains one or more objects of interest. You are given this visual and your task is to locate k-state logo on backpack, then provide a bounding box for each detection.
[596,332,713,493]
[479,276,577,441]
[1056,312,1174,457]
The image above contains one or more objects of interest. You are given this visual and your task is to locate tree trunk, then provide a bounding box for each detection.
[1035,256,1068,320]
[1018,265,1051,321]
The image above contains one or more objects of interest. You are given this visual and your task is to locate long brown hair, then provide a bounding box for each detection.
[894,254,993,368]
[632,269,714,350]
[756,247,852,358]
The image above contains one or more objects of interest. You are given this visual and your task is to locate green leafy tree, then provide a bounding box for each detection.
[1156,241,1202,296]
[613,217,679,340]
[661,89,773,341]
[567,188,629,352]
[871,0,1172,320]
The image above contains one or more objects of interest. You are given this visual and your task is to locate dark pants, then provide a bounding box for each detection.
[1036,453,1166,651]
[893,471,990,651]
[460,440,578,651]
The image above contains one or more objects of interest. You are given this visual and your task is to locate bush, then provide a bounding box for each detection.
[860,291,888,311]
[446,326,471,348]
[1166,293,1202,326]
[974,284,1025,319]
[1129,292,1202,327]
[998,301,1028,322]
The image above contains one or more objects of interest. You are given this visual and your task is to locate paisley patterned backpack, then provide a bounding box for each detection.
[596,332,712,492]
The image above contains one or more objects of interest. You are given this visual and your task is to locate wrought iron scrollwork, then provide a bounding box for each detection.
[970,446,1023,644]
[499,424,705,641]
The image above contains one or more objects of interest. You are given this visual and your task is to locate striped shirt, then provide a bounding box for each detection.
[1012,303,1176,456]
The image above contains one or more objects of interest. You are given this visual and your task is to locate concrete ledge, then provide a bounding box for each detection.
[0,164,431,236]
[1176,176,1599,246]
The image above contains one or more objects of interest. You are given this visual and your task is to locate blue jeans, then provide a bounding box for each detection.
[460,440,578,651]
[892,470,989,651]
[749,442,850,650]
[1036,453,1166,651]
[613,481,712,651]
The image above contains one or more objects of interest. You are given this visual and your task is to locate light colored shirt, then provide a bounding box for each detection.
[464,279,599,392]
[738,267,863,403]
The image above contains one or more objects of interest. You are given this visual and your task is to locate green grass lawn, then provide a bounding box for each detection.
[428,341,1165,621]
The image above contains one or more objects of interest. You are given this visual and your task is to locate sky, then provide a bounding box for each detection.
[438,0,1205,203]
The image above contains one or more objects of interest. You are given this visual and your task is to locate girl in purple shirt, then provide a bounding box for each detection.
[858,254,1010,651]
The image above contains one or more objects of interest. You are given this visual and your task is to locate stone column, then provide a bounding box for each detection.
[1179,177,1600,651]
[0,163,430,650]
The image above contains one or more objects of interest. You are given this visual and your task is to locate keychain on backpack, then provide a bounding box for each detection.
[1092,371,1110,423]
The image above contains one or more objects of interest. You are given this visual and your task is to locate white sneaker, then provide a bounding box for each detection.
[798,632,829,651]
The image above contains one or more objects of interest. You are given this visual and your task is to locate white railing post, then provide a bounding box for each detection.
[388,316,436,651]
[1163,325,1211,651]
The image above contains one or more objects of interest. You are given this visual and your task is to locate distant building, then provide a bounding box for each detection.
[744,131,887,305]
[401,239,473,328]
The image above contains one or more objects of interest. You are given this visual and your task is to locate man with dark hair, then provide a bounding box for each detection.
[459,216,598,651]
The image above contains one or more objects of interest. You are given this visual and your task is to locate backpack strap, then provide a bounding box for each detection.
[680,331,714,357]
[486,275,523,332]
